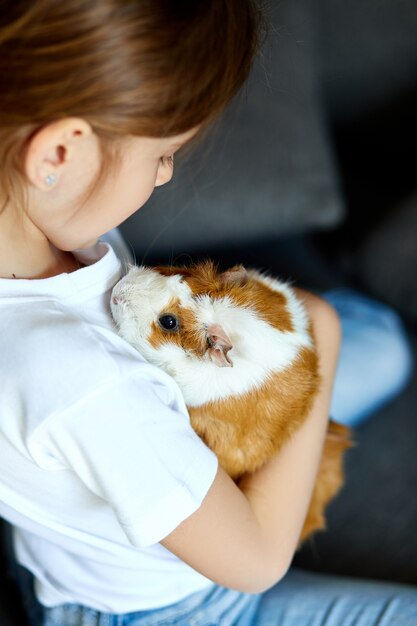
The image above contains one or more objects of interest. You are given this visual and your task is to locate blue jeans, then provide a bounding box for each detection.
[323,289,413,428]
[13,565,417,625]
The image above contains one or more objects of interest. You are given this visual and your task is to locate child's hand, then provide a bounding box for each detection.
[161,292,341,594]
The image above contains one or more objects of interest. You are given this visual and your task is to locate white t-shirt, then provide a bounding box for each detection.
[0,241,218,613]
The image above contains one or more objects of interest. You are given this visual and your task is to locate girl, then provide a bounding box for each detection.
[0,2,415,625]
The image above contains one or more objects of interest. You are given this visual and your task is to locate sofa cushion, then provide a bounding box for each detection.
[120,0,345,256]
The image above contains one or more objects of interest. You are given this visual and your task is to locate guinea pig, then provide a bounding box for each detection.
[111,261,352,543]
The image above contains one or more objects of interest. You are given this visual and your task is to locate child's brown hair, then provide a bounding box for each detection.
[0,0,262,211]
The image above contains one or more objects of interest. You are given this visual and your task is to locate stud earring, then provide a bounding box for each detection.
[44,173,57,187]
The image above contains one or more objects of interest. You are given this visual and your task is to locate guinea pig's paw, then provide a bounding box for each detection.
[110,278,136,328]
[110,298,125,329]
[110,280,125,306]
[111,291,125,307]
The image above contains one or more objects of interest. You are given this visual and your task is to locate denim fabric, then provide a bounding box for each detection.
[256,569,417,626]
[17,566,417,626]
[322,289,413,427]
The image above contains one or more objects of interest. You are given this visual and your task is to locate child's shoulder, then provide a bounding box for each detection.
[1,299,182,434]
[2,299,119,376]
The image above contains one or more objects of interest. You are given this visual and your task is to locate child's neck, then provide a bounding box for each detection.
[0,204,81,280]
[0,246,80,280]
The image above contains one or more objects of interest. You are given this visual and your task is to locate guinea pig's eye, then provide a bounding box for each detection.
[158,314,179,332]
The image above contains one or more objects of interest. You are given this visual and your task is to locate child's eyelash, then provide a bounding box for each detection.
[160,155,174,167]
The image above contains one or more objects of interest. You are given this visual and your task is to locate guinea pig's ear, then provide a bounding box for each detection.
[219,265,248,287]
[206,324,233,367]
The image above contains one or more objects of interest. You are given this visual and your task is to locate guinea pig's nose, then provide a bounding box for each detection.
[112,295,121,305]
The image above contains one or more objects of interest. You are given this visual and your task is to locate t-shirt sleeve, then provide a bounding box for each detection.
[31,372,218,548]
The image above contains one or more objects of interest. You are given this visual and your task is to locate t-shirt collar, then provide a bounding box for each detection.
[0,241,122,302]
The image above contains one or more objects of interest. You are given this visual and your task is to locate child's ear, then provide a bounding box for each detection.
[24,118,92,191]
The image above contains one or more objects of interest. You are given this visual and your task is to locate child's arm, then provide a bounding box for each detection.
[161,292,340,593]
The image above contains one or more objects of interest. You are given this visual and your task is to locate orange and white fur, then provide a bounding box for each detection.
[111,262,352,544]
